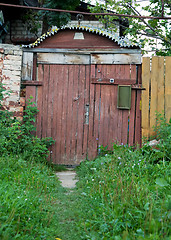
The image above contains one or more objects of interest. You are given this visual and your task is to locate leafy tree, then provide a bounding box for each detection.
[42,0,80,28]
[88,0,171,55]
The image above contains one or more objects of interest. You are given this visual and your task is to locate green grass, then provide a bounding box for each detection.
[0,155,84,240]
[76,144,171,239]
[0,147,170,240]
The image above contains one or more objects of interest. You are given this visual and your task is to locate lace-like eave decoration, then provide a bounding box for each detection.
[22,24,141,48]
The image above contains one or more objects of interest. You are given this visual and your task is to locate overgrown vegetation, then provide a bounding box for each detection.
[0,84,83,240]
[0,155,64,239]
[0,83,170,239]
[76,117,171,239]
[0,83,54,160]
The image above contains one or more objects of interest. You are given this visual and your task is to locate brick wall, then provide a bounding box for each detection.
[5,20,43,44]
[0,44,25,119]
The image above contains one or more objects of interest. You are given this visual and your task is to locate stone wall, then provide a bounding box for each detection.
[0,44,24,119]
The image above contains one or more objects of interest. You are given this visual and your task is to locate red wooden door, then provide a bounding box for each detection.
[36,64,91,165]
[32,62,141,165]
[88,64,141,160]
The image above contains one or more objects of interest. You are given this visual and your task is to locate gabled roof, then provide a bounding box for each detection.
[22,24,141,49]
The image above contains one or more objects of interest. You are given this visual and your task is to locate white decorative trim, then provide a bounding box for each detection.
[22,24,141,49]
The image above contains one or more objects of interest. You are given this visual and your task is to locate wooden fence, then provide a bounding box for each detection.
[141,56,171,139]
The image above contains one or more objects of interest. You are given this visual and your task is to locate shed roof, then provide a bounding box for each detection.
[22,24,141,49]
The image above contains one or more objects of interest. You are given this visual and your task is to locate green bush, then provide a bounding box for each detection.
[0,84,54,160]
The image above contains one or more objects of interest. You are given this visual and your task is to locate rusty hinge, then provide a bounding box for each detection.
[21,81,43,86]
[131,84,146,90]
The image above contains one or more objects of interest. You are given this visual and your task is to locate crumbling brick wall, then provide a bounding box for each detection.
[0,44,25,119]
[4,20,43,44]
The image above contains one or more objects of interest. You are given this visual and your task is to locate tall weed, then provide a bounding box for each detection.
[0,155,64,239]
[77,119,171,239]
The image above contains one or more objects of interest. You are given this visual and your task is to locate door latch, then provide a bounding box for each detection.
[85,104,89,125]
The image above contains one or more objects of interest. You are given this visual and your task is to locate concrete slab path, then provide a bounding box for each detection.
[56,171,78,188]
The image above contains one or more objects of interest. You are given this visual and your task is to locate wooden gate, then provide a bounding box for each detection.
[24,54,141,165]
[22,25,142,165]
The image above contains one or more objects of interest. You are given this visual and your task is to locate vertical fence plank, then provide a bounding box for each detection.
[141,57,150,139]
[141,56,171,140]
[157,57,164,114]
[165,57,171,123]
[150,57,158,136]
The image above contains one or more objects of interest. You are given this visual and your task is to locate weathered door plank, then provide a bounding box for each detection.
[91,53,141,65]
[22,52,33,80]
[82,65,91,159]
[88,64,97,160]
[37,53,90,65]
[65,65,75,163]
[51,65,59,163]
[76,65,86,161]
[36,64,43,138]
[70,65,80,163]
[121,65,131,145]
[60,65,69,164]
[42,65,49,139]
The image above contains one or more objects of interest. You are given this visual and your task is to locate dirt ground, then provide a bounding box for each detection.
[56,170,78,188]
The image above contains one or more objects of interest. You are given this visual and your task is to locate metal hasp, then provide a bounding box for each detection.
[117,85,131,110]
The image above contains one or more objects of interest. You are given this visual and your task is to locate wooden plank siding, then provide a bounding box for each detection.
[141,56,171,139]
